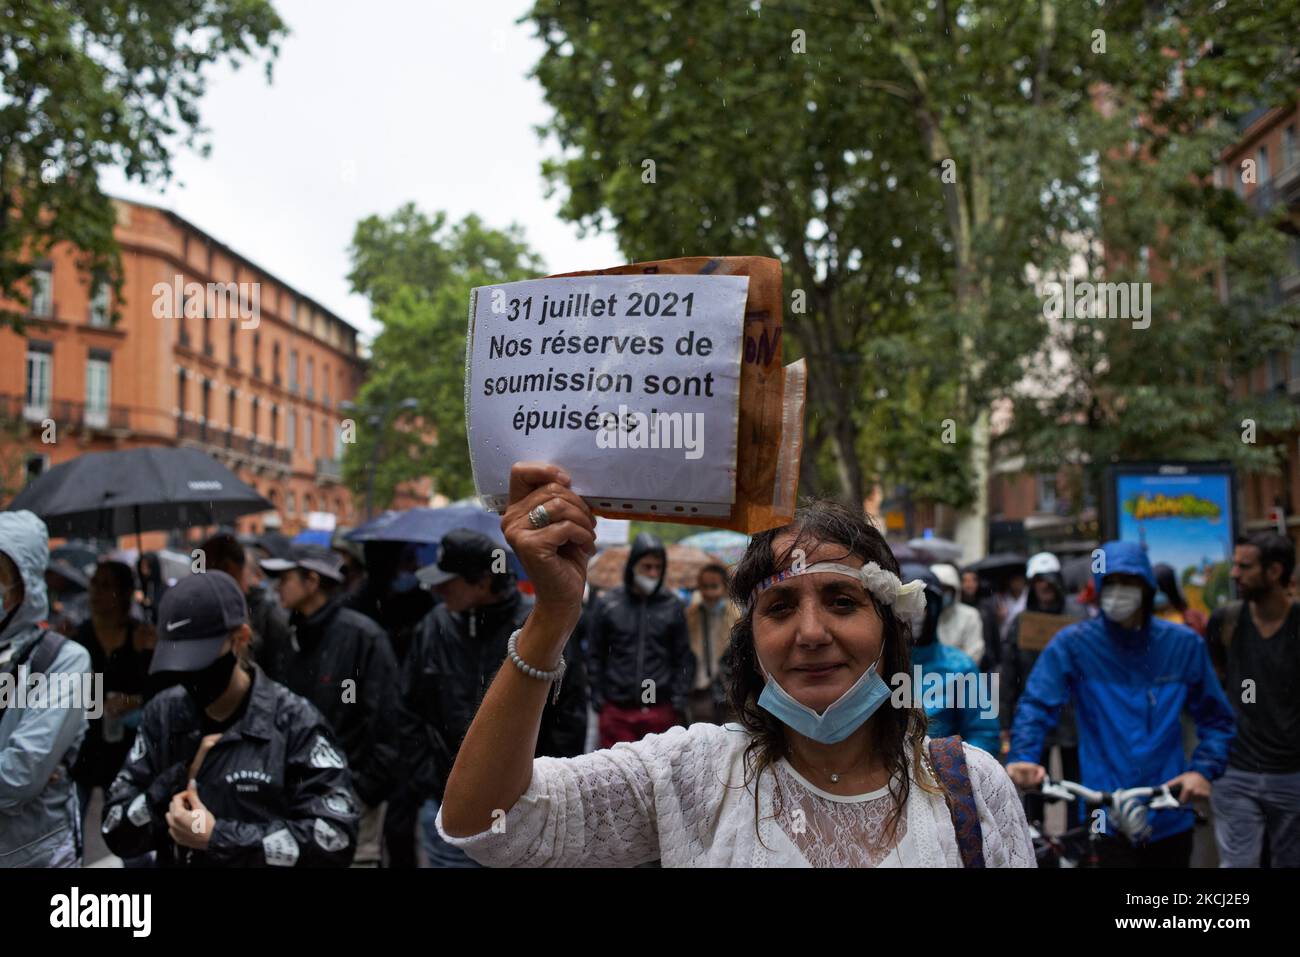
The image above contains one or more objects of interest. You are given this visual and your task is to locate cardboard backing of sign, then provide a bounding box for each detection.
[1016,611,1082,652]
[548,256,803,534]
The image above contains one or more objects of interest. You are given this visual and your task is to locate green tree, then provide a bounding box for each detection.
[524,1,1088,531]
[344,207,544,509]
[0,1,286,329]
[525,0,1300,555]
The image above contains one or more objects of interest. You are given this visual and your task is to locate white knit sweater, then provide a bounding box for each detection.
[435,722,1037,867]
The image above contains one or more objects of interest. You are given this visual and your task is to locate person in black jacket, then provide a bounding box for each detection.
[199,532,292,673]
[588,532,694,749]
[258,545,400,867]
[402,528,588,867]
[101,571,358,867]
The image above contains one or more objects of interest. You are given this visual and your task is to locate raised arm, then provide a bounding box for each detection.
[439,462,598,839]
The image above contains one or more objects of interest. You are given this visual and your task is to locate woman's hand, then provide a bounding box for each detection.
[502,462,597,635]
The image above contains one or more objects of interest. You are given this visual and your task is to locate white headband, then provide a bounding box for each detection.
[749,560,928,634]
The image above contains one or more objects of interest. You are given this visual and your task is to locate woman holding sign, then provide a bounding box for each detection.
[437,463,1034,867]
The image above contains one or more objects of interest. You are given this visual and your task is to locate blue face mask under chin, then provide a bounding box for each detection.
[756,652,893,745]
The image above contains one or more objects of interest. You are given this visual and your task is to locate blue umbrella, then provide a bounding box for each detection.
[679,530,750,565]
[292,529,333,547]
[347,505,506,547]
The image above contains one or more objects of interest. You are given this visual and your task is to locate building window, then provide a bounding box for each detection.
[1258,145,1271,184]
[273,341,281,383]
[1035,473,1058,513]
[24,345,52,420]
[24,453,49,487]
[289,349,299,393]
[287,409,296,451]
[289,297,298,327]
[323,363,330,407]
[227,389,236,430]
[271,405,279,444]
[85,354,111,429]
[304,493,314,514]
[29,264,53,317]
[306,355,315,400]
[321,419,329,457]
[334,421,344,459]
[251,397,260,439]
[89,278,111,327]
[1286,125,1298,169]
[287,491,296,515]
[201,380,211,433]
[253,331,261,376]
[305,413,313,457]
[1267,352,1285,390]
[203,314,213,356]
[228,320,238,368]
[177,370,187,416]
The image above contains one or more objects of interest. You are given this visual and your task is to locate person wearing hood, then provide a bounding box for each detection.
[1000,552,1085,823]
[259,544,400,866]
[929,564,984,665]
[0,511,93,868]
[588,532,694,748]
[1006,540,1236,867]
[402,528,588,866]
[899,565,1000,755]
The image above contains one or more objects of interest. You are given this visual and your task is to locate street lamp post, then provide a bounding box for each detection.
[340,396,418,519]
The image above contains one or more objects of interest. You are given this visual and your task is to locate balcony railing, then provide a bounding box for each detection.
[175,415,290,464]
[0,395,129,431]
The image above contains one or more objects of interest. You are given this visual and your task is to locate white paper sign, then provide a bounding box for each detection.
[466,274,749,516]
[594,517,631,546]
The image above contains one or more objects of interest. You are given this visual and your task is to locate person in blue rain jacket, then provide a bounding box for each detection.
[1006,540,1235,867]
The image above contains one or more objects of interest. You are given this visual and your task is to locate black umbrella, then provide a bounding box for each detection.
[8,447,271,548]
[966,552,1028,574]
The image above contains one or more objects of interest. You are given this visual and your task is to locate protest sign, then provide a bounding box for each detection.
[1016,611,1082,652]
[466,256,803,533]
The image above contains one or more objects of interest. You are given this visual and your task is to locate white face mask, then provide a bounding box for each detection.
[1100,584,1144,623]
[633,574,660,595]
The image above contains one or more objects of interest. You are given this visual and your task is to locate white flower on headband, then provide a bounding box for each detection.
[860,562,928,635]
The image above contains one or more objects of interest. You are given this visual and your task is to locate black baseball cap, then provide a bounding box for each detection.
[150,571,249,673]
[259,544,344,583]
[416,529,502,587]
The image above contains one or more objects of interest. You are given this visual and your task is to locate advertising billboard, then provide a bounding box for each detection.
[1105,462,1238,614]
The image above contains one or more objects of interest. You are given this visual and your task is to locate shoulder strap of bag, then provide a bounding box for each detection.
[0,629,68,720]
[928,735,986,868]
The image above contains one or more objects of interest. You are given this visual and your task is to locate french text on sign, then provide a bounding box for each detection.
[467,274,748,515]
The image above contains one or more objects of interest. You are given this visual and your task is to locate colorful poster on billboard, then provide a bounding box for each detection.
[1108,463,1237,614]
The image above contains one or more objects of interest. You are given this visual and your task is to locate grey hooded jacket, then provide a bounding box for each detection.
[0,510,92,867]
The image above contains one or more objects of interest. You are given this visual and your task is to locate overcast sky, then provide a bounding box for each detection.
[101,0,621,346]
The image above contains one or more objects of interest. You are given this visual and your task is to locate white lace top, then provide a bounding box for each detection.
[435,722,1036,867]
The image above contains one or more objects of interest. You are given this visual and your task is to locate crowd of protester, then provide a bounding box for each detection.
[1,498,1296,869]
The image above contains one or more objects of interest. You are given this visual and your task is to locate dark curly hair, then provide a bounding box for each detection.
[725,499,937,845]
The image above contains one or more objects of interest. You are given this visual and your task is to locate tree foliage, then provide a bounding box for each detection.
[0,0,286,329]
[344,206,544,508]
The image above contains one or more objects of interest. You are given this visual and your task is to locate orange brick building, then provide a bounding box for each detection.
[0,198,430,545]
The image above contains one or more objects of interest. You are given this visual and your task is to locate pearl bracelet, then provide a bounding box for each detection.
[507,628,567,705]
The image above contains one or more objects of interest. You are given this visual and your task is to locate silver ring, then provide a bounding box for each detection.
[528,504,551,529]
